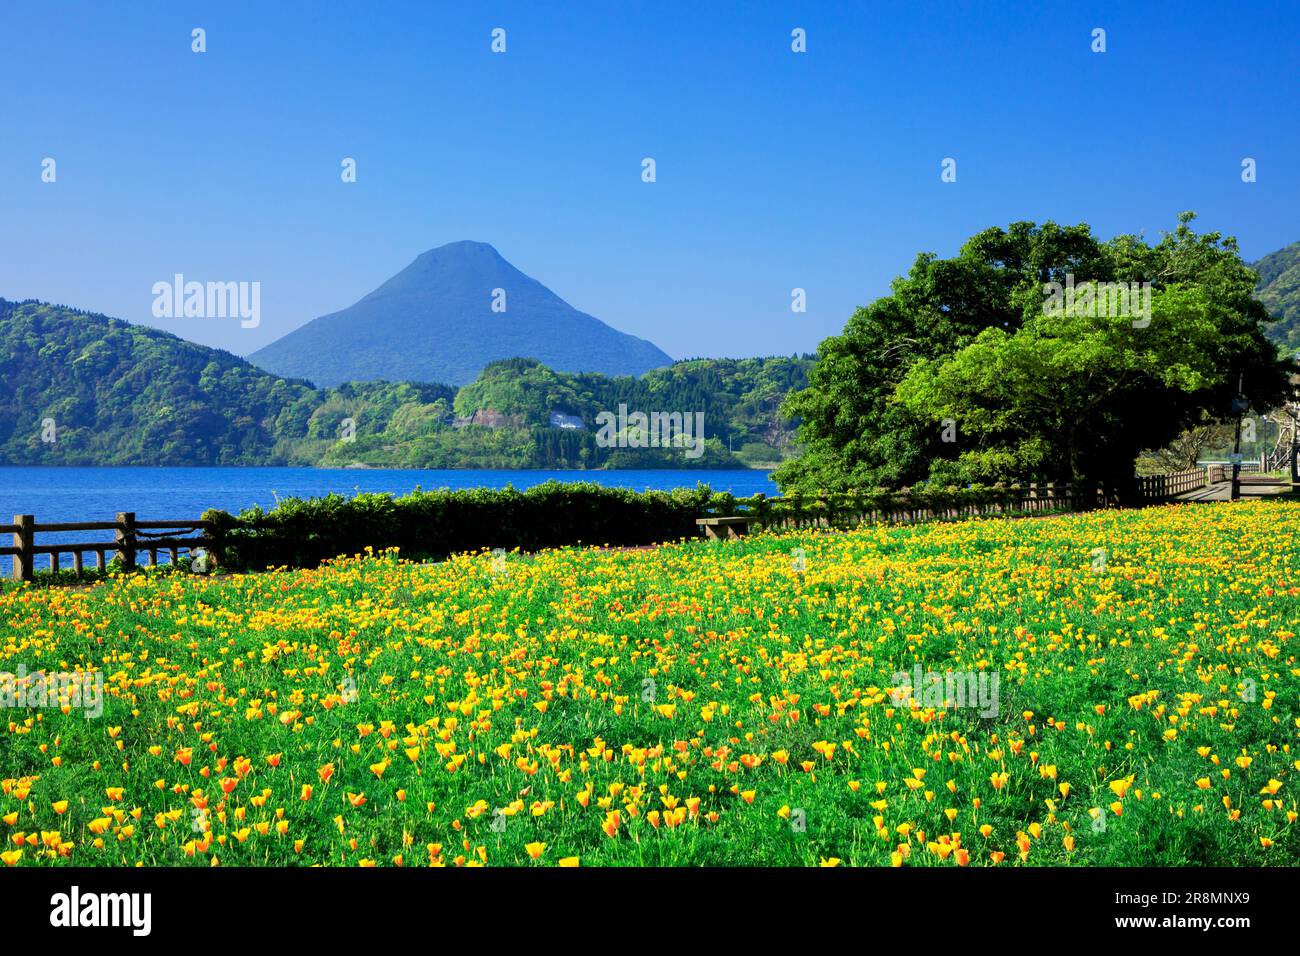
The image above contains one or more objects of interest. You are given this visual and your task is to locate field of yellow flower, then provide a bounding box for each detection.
[1,500,1297,867]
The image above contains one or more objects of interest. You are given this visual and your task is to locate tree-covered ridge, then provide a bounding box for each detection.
[0,299,807,469]
[447,355,812,464]
[1255,240,1300,354]
[324,355,812,469]
[0,298,321,465]
[600,354,813,464]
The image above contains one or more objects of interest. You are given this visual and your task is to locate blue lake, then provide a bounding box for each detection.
[0,466,779,526]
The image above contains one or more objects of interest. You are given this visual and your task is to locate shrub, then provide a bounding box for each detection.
[205,481,718,571]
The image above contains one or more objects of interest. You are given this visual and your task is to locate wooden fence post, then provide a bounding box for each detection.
[116,512,136,571]
[12,515,33,582]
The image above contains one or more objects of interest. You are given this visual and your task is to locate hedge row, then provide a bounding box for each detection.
[202,480,1094,573]
[203,481,718,572]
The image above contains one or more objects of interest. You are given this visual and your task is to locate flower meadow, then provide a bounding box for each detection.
[1,501,1298,868]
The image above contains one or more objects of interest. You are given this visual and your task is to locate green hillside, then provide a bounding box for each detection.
[1255,241,1300,353]
[0,298,321,465]
[0,299,806,469]
[439,355,812,468]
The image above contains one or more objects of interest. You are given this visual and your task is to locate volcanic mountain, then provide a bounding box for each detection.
[248,241,672,386]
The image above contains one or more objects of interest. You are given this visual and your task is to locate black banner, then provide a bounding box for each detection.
[0,866,1277,943]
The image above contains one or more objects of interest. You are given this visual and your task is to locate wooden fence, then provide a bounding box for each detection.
[1135,468,1207,499]
[2,513,212,582]
[705,482,1118,534]
[1203,462,1262,484]
[1135,463,1264,500]
[705,466,1238,536]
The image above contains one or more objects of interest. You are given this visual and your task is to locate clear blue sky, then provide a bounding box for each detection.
[1,0,1296,362]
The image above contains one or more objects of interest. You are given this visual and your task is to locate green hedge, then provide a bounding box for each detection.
[202,480,1087,573]
[204,481,718,572]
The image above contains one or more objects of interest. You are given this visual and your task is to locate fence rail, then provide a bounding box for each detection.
[701,466,1234,533]
[700,481,1117,532]
[1136,468,1207,499]
[1204,462,1262,484]
[4,513,211,581]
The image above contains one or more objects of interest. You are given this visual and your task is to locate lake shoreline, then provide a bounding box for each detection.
[1,466,781,528]
[0,463,777,472]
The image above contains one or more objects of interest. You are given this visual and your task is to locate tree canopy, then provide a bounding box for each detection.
[775,214,1295,496]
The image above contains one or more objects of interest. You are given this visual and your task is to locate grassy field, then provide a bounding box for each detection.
[1,500,1298,867]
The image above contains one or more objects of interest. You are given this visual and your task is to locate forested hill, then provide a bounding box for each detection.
[0,299,808,468]
[0,298,323,464]
[1255,241,1300,353]
[432,355,813,469]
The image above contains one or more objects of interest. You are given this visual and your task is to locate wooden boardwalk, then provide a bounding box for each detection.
[1176,476,1298,502]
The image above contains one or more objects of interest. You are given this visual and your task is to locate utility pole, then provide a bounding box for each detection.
[1230,372,1245,501]
[1289,408,1300,489]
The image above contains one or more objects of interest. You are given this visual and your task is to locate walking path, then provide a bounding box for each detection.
[1176,476,1298,502]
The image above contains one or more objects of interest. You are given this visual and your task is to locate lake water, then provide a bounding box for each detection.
[0,466,779,526]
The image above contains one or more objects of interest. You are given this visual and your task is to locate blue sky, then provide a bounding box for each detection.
[1,0,1296,362]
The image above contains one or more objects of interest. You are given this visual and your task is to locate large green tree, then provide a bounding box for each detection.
[775,214,1295,496]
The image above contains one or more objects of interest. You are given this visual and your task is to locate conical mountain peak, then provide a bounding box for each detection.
[249,244,671,387]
